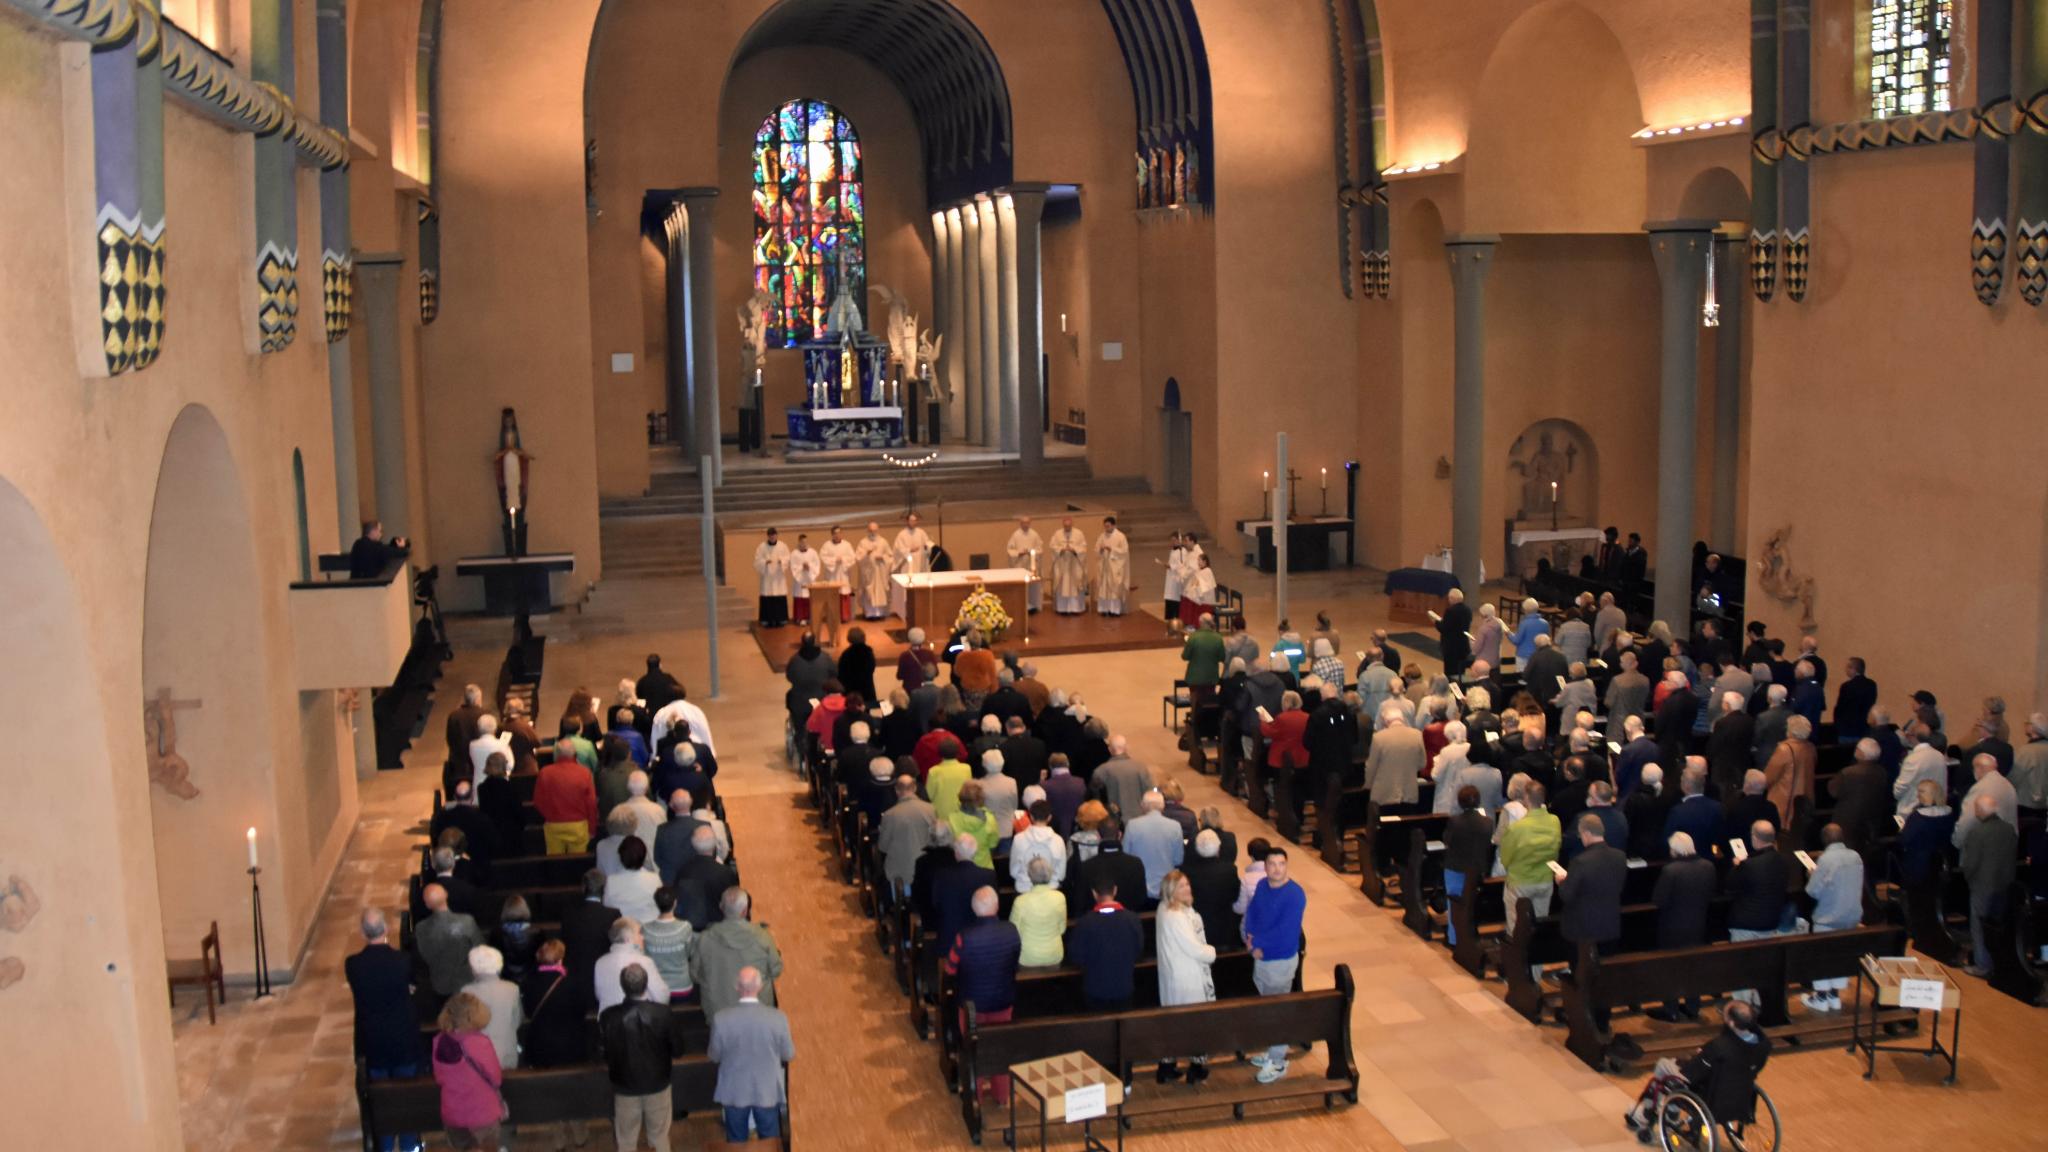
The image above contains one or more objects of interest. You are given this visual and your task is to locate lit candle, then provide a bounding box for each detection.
[246,826,259,869]
[1550,480,1559,504]
[1262,471,1271,493]
[1321,467,1328,491]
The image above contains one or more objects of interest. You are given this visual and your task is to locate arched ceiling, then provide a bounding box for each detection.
[734,0,1012,205]
[1096,0,1213,205]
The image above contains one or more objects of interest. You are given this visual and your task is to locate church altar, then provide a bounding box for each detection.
[785,334,904,451]
[1505,525,1603,579]
[892,568,1033,631]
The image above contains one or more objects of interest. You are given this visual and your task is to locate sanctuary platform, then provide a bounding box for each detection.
[748,606,1178,673]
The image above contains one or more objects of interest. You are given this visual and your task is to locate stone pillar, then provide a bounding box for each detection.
[356,253,410,538]
[1647,221,1715,628]
[943,207,967,440]
[996,195,1020,454]
[1009,186,1050,469]
[1711,232,1743,553]
[977,197,1002,448]
[928,210,948,441]
[676,188,721,484]
[662,204,691,452]
[326,332,362,548]
[960,205,984,444]
[1444,236,1499,595]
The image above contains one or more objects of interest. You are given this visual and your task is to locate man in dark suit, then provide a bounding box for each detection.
[561,869,622,1010]
[654,791,714,884]
[1705,696,1755,800]
[1183,829,1241,947]
[1613,717,1659,801]
[1663,762,1724,856]
[429,782,501,868]
[1831,658,1878,745]
[1653,679,1699,773]
[346,908,420,1079]
[637,654,685,719]
[1619,533,1648,586]
[927,834,997,954]
[1524,634,1570,713]
[1437,588,1473,677]
[1066,824,1148,919]
[1724,822,1790,952]
[981,671,1033,729]
[1828,739,1893,851]
[1646,832,1719,1019]
[1721,769,1781,850]
[1560,814,1628,952]
[419,846,482,922]
[673,826,740,930]
[1623,765,1674,860]
[998,717,1050,791]
[1595,526,1622,579]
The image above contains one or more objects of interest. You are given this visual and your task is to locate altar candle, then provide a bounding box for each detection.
[1321,467,1328,491]
[247,826,259,869]
[1262,470,1271,493]
[1550,481,1558,504]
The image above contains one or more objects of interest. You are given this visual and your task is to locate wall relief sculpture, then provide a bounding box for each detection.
[0,874,40,990]
[146,688,202,800]
[1756,524,1818,631]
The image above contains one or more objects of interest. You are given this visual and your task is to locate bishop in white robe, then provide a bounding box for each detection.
[1094,518,1131,616]
[854,522,894,619]
[1048,517,1089,614]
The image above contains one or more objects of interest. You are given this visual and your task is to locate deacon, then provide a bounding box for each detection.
[1049,516,1089,615]
[854,522,893,620]
[1007,515,1045,615]
[893,513,932,575]
[753,528,791,627]
[1095,516,1131,617]
[787,533,822,625]
[818,526,857,624]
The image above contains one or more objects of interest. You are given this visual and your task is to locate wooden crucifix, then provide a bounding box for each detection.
[144,687,203,800]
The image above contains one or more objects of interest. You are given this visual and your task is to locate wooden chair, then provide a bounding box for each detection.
[1212,585,1246,633]
[166,920,226,1025]
[1163,677,1192,730]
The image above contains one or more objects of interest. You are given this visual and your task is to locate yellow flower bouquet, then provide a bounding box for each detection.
[955,583,1012,642]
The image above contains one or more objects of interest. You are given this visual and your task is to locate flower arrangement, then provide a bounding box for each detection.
[955,583,1012,643]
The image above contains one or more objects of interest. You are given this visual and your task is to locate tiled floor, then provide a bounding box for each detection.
[170,556,2048,1150]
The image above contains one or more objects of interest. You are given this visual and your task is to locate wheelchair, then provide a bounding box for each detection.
[1650,1081,1781,1152]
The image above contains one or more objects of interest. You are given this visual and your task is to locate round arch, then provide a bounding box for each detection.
[1676,165,1751,223]
[141,404,279,978]
[1504,416,1601,529]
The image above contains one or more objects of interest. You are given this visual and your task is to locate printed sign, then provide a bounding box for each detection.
[1898,978,1946,1011]
[1065,1082,1107,1122]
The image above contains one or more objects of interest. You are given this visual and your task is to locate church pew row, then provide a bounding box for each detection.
[1559,923,1913,1071]
[411,1000,712,1055]
[1495,894,1734,1021]
[355,1056,788,1152]
[956,964,1359,1145]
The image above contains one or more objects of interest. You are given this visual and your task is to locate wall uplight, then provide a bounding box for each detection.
[1632,117,1747,141]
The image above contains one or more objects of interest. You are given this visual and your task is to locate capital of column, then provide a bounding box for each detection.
[1443,234,1500,287]
[1645,219,1717,280]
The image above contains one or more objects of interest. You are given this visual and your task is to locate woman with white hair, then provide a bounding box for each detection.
[1472,601,1504,670]
[1309,637,1345,687]
[1763,713,1817,828]
[1431,721,1474,814]
[460,945,524,1070]
[1508,598,1549,666]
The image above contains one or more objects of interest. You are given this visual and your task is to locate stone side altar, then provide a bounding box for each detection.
[785,334,903,451]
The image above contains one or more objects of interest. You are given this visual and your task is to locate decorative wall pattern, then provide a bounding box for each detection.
[256,242,299,351]
[1971,0,2012,305]
[252,0,298,353]
[1328,0,1388,299]
[317,0,351,342]
[1748,0,1778,301]
[1098,0,1214,208]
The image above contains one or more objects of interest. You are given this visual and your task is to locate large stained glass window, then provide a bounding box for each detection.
[753,99,864,346]
[1868,2,1952,119]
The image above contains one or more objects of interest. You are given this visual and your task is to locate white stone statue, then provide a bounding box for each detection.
[873,284,919,372]
[916,328,944,395]
[737,290,772,374]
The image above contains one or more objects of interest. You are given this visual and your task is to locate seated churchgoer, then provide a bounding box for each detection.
[1626,1000,1770,1139]
[693,888,785,1022]
[348,519,409,579]
[1009,857,1068,967]
[641,886,697,1002]
[708,966,797,1144]
[1066,875,1144,1011]
[593,917,670,1011]
[600,965,680,1152]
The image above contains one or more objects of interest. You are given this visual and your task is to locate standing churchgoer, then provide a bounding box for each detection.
[431,993,505,1152]
[1497,783,1562,936]
[693,888,785,1022]
[599,965,678,1152]
[536,739,600,855]
[347,909,423,1152]
[709,967,796,1144]
[1153,869,1219,1084]
[1067,876,1144,1010]
[1960,794,2019,978]
[1800,824,1864,1012]
[753,528,791,627]
[1009,858,1068,967]
[1241,847,1306,1083]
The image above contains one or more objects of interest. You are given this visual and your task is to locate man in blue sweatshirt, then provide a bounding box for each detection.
[1240,846,1306,1082]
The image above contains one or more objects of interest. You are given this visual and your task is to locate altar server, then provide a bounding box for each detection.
[1049,517,1089,615]
[1007,516,1045,614]
[1159,531,1187,629]
[788,534,823,624]
[753,528,791,627]
[818,525,858,623]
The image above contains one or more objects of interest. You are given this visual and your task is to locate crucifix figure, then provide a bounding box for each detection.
[1283,469,1304,521]
[145,687,203,799]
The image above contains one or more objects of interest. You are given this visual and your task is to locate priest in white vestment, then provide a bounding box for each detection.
[788,534,823,624]
[893,513,932,575]
[854,521,894,619]
[753,528,791,626]
[817,525,858,624]
[1048,516,1089,614]
[1094,516,1131,616]
[1006,515,1045,614]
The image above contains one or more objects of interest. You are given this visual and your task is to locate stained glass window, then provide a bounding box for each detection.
[753,99,864,346]
[1868,1,1952,119]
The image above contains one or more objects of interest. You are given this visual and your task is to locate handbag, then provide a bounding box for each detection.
[516,972,562,1051]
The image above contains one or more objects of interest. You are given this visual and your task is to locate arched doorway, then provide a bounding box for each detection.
[142,405,279,980]
[1159,378,1192,499]
[0,476,145,1137]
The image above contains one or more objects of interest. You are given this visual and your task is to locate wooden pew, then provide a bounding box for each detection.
[955,963,1358,1144]
[1495,893,1732,1021]
[1353,806,1443,906]
[1558,923,1912,1071]
[355,1055,787,1152]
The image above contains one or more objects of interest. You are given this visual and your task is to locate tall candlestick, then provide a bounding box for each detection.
[246,826,259,869]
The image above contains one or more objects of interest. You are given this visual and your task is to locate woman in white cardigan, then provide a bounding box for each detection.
[1153,869,1218,1084]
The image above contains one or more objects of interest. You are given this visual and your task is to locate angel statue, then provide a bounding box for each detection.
[916,328,944,390]
[737,290,773,377]
[871,284,919,373]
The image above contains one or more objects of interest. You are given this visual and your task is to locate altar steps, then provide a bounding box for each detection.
[601,454,1139,518]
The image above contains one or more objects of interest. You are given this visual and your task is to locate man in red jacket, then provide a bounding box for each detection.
[535,738,598,854]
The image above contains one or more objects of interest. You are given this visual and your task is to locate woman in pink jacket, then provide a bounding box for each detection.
[431,992,506,1149]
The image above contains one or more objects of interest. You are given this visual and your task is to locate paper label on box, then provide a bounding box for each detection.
[1898,978,1945,1011]
[1065,1082,1107,1122]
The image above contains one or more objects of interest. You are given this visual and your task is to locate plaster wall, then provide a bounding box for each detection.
[0,15,365,1144]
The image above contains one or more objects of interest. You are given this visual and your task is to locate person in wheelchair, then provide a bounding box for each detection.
[1625,999,1771,1142]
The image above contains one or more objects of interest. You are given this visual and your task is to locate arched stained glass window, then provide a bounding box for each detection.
[753,99,864,346]
[1868,2,1952,119]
